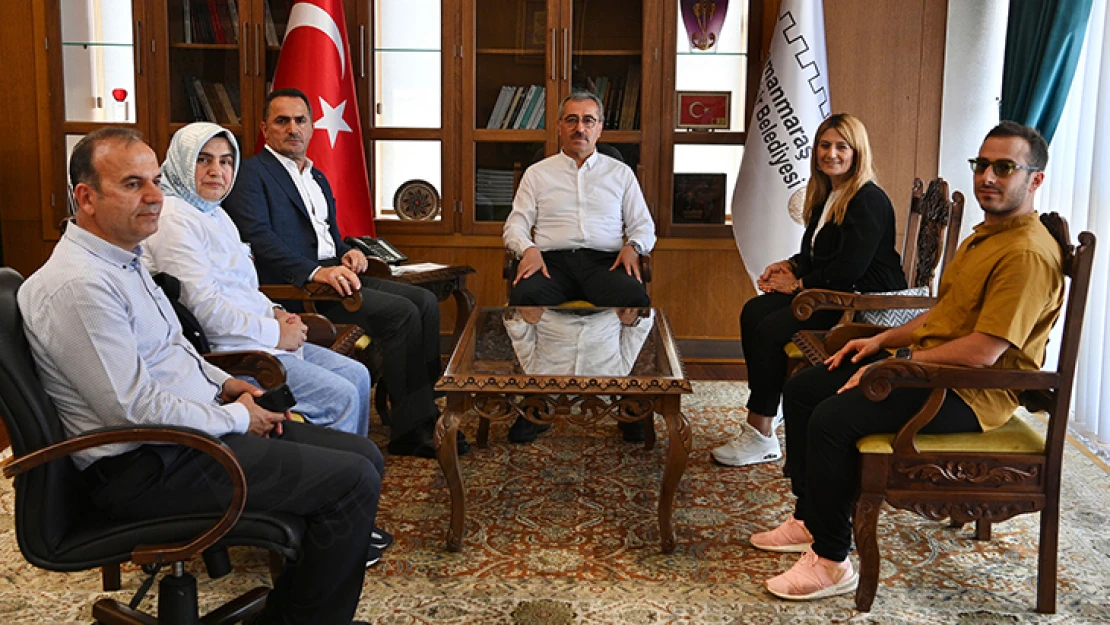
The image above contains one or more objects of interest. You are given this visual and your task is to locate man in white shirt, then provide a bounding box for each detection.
[503,91,657,308]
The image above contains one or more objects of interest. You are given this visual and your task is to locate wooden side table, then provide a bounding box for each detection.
[387,263,477,348]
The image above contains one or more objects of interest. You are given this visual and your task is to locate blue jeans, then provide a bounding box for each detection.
[276,343,371,436]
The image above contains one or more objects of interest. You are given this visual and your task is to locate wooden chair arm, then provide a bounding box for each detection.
[503,250,518,281]
[639,254,652,284]
[363,257,393,279]
[858,360,1058,454]
[792,288,937,320]
[824,323,887,354]
[260,284,363,313]
[298,313,338,346]
[203,351,287,389]
[3,425,247,566]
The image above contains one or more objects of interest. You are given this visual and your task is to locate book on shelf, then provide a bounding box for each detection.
[215,0,236,44]
[487,85,514,129]
[512,86,539,129]
[184,76,203,121]
[263,0,280,46]
[183,0,193,43]
[500,87,526,130]
[202,81,231,123]
[205,0,225,44]
[213,83,240,124]
[191,76,217,122]
[525,86,546,129]
[619,64,641,130]
[226,0,240,43]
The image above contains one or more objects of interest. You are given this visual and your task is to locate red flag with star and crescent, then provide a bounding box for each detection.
[268,0,376,236]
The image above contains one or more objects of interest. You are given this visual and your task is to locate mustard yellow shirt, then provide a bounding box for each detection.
[909,212,1063,430]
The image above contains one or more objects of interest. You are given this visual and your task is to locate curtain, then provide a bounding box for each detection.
[1038,0,1110,447]
[1001,0,1095,142]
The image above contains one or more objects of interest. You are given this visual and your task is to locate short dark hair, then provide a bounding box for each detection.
[263,88,313,121]
[986,121,1049,170]
[69,127,146,190]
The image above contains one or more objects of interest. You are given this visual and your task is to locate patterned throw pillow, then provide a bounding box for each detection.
[854,285,931,326]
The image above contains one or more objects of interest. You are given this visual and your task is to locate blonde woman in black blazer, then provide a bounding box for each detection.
[713,113,907,468]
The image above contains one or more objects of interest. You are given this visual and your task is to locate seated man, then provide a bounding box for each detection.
[18,128,382,625]
[223,88,467,459]
[748,122,1063,602]
[143,122,371,438]
[503,90,656,308]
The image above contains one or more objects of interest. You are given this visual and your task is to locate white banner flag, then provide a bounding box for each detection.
[731,0,830,287]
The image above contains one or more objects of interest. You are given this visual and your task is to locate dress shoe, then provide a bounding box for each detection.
[618,419,645,443]
[366,546,383,568]
[508,416,552,444]
[388,425,470,458]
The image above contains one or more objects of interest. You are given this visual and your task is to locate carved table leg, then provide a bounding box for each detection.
[435,396,466,552]
[658,394,690,554]
[451,278,476,347]
[853,493,884,612]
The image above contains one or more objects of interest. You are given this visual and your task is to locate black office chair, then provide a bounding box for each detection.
[0,267,304,625]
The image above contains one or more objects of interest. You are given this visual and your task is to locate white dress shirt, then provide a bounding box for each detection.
[504,309,654,376]
[503,151,657,257]
[18,224,249,470]
[142,196,291,356]
[265,145,336,260]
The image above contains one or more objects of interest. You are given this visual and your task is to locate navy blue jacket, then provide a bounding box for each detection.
[223,149,353,288]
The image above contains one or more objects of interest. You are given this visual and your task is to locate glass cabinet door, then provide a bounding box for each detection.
[370,0,447,229]
[61,0,145,125]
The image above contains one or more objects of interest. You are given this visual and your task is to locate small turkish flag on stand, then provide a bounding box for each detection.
[269,0,376,237]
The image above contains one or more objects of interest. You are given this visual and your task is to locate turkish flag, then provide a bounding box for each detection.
[269,0,376,237]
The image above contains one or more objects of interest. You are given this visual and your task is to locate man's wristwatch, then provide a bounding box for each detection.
[894,347,913,360]
[628,240,646,255]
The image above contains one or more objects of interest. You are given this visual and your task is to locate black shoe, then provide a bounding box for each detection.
[618,419,645,443]
[387,427,436,458]
[371,526,393,550]
[366,545,383,568]
[508,416,551,444]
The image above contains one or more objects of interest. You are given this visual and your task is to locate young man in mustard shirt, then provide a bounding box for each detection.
[747,121,1064,602]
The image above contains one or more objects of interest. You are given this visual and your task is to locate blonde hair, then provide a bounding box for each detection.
[803,113,877,225]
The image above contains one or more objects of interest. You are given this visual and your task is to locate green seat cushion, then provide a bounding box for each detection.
[857,416,1045,455]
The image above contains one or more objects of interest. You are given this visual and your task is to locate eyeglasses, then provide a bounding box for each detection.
[968,157,1042,177]
[561,115,600,129]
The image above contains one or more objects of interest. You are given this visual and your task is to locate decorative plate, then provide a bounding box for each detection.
[393,179,441,221]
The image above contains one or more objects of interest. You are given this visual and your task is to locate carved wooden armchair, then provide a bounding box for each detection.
[848,213,1095,613]
[788,178,965,368]
[258,257,395,423]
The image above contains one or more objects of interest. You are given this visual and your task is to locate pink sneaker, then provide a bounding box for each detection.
[765,550,859,601]
[750,515,813,553]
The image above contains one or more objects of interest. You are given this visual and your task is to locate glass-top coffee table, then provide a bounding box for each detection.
[433,307,693,554]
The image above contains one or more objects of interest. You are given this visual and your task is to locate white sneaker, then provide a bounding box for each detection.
[711,421,783,467]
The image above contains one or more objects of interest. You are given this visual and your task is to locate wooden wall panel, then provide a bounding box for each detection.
[824,0,948,234]
[650,243,757,339]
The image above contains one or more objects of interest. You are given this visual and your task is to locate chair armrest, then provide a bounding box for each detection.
[639,254,652,284]
[298,313,338,346]
[203,351,287,389]
[824,323,887,354]
[503,249,518,281]
[792,288,937,320]
[2,425,247,566]
[259,284,364,313]
[858,360,1058,454]
[363,257,393,279]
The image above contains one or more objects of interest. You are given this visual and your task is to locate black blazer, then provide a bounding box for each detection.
[789,181,907,293]
[223,149,352,288]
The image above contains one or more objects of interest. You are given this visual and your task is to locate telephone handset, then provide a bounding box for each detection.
[345,236,408,266]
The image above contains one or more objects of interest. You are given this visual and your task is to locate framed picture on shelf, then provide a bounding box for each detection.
[675,91,731,130]
[673,173,726,224]
[516,1,547,56]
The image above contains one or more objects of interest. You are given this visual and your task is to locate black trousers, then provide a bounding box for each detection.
[740,292,842,416]
[509,249,651,307]
[321,276,442,441]
[86,421,382,625]
[782,354,980,562]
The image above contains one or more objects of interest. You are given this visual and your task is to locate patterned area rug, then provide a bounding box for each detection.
[1,382,1109,624]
